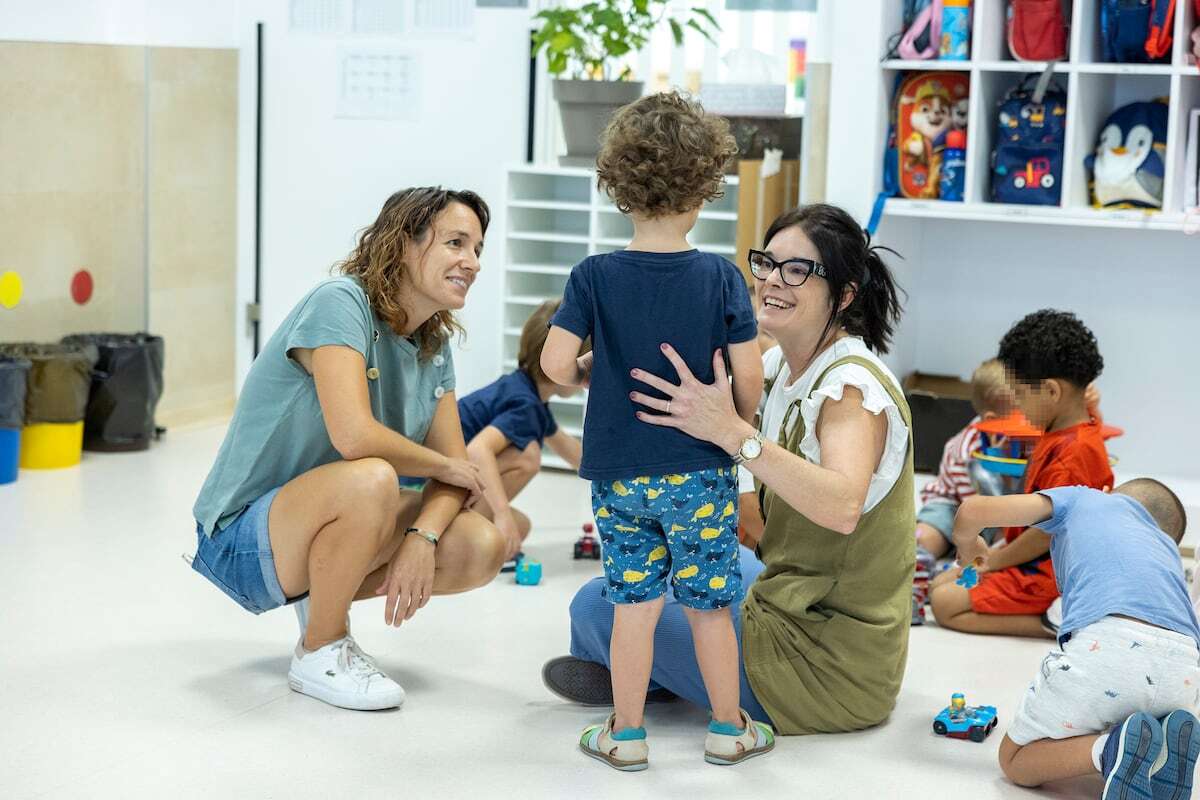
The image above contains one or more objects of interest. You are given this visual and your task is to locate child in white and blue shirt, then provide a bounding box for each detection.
[951,479,1200,798]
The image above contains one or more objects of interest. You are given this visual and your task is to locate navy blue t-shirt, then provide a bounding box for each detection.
[550,249,756,481]
[458,369,558,450]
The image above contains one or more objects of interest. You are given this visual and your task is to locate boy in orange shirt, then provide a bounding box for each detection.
[930,309,1112,638]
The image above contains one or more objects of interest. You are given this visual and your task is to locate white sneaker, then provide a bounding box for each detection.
[287,636,405,711]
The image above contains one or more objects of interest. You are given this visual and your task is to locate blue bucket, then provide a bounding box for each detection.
[0,427,19,484]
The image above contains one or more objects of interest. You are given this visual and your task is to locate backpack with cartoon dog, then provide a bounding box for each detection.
[894,72,971,200]
[867,71,970,234]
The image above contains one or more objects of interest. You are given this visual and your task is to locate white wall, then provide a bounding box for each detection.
[883,217,1200,479]
[237,1,532,396]
[0,0,237,47]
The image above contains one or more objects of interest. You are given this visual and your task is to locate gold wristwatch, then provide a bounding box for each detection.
[731,431,765,465]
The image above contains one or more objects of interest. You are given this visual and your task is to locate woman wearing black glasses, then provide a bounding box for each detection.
[544,204,913,738]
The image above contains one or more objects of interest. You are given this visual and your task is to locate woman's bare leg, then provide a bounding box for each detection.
[355,505,506,599]
[269,458,505,650]
[269,459,401,650]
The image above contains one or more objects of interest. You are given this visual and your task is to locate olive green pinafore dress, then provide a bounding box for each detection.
[741,355,916,735]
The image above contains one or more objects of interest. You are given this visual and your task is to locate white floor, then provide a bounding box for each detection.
[0,422,1107,800]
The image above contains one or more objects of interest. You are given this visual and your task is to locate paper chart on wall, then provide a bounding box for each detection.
[352,0,407,35]
[412,0,474,35]
[289,0,471,36]
[336,49,419,120]
[289,0,347,34]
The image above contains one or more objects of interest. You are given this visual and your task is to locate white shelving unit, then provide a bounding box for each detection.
[502,165,741,471]
[879,0,1200,230]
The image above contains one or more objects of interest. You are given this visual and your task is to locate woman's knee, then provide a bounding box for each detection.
[442,511,506,589]
[339,458,401,514]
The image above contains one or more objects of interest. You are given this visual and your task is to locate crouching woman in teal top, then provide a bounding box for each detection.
[191,187,505,711]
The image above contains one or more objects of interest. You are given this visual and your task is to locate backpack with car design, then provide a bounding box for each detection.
[991,69,1067,205]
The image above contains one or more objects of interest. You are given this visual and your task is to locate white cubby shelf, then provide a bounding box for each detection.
[502,165,741,470]
[879,0,1200,230]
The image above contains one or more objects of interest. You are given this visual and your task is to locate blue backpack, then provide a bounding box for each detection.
[1100,0,1174,63]
[991,69,1067,206]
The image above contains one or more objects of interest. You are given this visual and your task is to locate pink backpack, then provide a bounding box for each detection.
[899,0,944,60]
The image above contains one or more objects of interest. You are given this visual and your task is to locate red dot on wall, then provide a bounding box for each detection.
[71,269,94,305]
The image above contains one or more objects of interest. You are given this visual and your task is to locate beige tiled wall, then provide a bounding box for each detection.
[0,42,148,343]
[0,41,237,427]
[147,47,238,425]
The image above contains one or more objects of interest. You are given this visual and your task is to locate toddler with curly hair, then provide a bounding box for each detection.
[930,309,1113,638]
[540,91,770,770]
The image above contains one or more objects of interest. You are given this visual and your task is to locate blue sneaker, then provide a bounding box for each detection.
[1151,710,1200,800]
[1101,712,1164,800]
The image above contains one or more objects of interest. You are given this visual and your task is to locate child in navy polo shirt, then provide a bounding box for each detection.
[542,91,770,770]
[952,480,1200,798]
[458,299,583,565]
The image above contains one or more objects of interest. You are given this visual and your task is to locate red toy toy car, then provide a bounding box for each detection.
[1013,157,1055,190]
[574,522,602,560]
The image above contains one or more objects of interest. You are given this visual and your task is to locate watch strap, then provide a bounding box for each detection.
[405,527,440,546]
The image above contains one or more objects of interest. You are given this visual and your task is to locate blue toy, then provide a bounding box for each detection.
[956,557,984,589]
[933,693,998,742]
[515,557,542,586]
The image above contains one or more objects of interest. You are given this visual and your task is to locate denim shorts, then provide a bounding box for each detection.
[916,500,957,541]
[192,487,298,615]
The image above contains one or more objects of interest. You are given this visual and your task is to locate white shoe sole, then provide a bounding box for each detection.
[287,671,405,711]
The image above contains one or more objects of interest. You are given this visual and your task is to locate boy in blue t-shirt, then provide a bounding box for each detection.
[952,480,1200,798]
[542,91,769,770]
[458,299,583,566]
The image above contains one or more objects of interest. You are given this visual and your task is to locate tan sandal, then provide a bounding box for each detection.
[579,713,649,772]
[704,709,776,765]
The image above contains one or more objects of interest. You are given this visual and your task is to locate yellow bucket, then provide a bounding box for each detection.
[19,421,84,469]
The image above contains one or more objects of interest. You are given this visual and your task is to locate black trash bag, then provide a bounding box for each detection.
[61,333,164,452]
[0,343,98,425]
[0,356,31,429]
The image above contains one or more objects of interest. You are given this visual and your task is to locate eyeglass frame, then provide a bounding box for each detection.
[746,249,828,287]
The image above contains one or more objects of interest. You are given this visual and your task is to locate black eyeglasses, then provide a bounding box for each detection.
[747,249,828,287]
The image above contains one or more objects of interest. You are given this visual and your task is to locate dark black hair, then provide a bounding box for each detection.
[997,309,1103,388]
[762,203,906,356]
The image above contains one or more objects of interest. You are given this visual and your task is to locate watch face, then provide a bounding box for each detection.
[742,437,763,460]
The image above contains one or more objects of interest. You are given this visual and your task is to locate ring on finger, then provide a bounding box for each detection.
[666,400,672,414]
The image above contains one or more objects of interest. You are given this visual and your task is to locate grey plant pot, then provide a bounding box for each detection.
[552,79,644,162]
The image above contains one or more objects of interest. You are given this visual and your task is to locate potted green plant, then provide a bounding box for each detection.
[533,1,719,161]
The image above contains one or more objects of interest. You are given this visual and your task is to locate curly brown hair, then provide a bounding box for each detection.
[335,187,490,361]
[595,91,737,217]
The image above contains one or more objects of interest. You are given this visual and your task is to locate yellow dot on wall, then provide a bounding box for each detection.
[0,271,23,309]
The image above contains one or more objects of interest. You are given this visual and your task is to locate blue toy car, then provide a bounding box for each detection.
[933,693,998,742]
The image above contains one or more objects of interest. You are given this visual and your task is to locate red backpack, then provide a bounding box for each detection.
[1007,0,1068,61]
